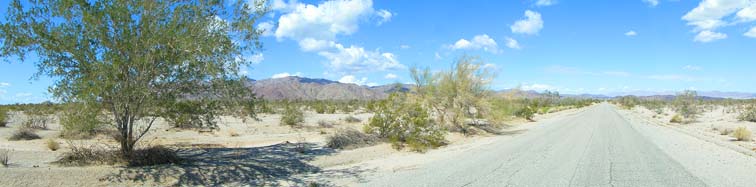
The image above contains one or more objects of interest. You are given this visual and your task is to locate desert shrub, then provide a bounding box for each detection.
[46,139,60,151]
[669,114,683,123]
[737,106,756,122]
[280,104,304,127]
[733,127,752,141]
[0,108,8,127]
[9,128,41,141]
[343,115,361,123]
[410,56,496,132]
[127,145,181,167]
[55,143,122,166]
[317,120,338,128]
[60,103,105,139]
[22,114,50,130]
[55,142,179,167]
[514,105,536,121]
[228,130,240,137]
[326,128,379,150]
[365,93,445,152]
[313,102,326,114]
[0,149,8,167]
[673,90,699,122]
[615,96,640,109]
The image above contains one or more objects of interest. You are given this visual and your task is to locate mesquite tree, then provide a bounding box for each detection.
[0,0,268,157]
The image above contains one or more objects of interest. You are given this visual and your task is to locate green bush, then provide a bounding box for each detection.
[326,129,378,150]
[162,101,220,129]
[515,105,536,121]
[365,93,445,152]
[737,106,756,122]
[60,103,105,138]
[280,104,304,127]
[0,108,8,127]
[673,90,699,122]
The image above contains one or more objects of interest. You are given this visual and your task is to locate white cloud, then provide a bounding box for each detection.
[643,0,659,7]
[258,21,275,37]
[745,26,756,37]
[522,83,556,91]
[270,0,402,74]
[737,4,756,21]
[447,34,501,54]
[273,0,373,41]
[683,65,703,71]
[625,30,638,36]
[318,44,404,73]
[536,0,556,6]
[338,75,368,85]
[511,10,543,35]
[376,9,393,25]
[15,92,32,97]
[682,0,748,31]
[384,73,398,79]
[271,72,303,79]
[505,37,521,49]
[434,52,442,60]
[400,45,410,49]
[694,30,727,42]
[0,82,9,87]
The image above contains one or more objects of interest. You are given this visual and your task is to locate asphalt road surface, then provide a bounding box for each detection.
[361,103,756,187]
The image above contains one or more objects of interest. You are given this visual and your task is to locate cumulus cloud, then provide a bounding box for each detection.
[745,26,756,37]
[694,30,727,42]
[681,0,756,42]
[643,0,659,7]
[269,0,402,74]
[272,72,303,79]
[338,75,367,85]
[447,34,501,54]
[318,44,404,73]
[505,37,521,49]
[511,10,543,35]
[625,30,638,36]
[384,73,398,79]
[0,82,9,87]
[536,0,556,6]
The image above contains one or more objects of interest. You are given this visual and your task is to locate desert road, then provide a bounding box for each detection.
[359,103,756,187]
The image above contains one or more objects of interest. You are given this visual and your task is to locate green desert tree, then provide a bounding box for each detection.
[0,0,268,157]
[673,90,699,122]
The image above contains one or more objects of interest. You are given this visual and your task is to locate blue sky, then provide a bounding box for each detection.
[2,0,756,104]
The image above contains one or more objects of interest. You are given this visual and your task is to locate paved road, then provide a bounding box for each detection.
[361,103,712,187]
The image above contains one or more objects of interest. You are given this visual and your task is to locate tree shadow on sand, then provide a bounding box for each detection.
[103,142,345,186]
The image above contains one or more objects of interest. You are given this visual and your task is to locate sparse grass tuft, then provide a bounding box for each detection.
[343,115,361,123]
[720,128,733,135]
[326,129,378,150]
[0,149,9,167]
[228,130,240,137]
[9,128,41,141]
[733,127,752,141]
[46,139,60,151]
[669,114,683,124]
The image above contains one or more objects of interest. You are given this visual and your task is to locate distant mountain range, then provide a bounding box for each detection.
[246,76,756,100]
[246,76,410,100]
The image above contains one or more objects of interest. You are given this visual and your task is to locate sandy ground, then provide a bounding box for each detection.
[0,107,580,186]
[627,105,756,154]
